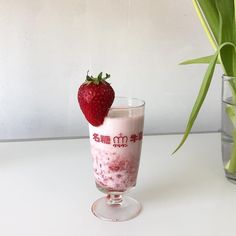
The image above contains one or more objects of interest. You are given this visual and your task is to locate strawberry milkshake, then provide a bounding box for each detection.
[78,72,145,221]
[89,99,144,193]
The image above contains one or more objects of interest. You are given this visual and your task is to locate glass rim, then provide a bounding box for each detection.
[222,74,236,81]
[110,96,145,110]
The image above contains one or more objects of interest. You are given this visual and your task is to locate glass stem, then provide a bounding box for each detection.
[106,194,123,205]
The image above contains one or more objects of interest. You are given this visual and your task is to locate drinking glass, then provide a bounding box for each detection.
[89,97,145,221]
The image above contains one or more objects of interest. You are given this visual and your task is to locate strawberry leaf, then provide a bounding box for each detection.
[98,72,103,80]
[84,71,111,84]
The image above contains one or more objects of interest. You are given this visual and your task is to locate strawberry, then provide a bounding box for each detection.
[78,72,115,126]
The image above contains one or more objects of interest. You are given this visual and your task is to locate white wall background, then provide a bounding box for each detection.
[0,0,222,140]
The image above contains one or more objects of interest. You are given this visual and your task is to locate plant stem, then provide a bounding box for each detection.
[225,81,236,173]
[229,80,236,103]
[226,130,236,173]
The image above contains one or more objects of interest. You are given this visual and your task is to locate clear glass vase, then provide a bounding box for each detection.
[222,75,236,183]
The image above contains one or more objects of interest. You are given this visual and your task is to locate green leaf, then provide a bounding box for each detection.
[235,0,236,30]
[216,0,236,76]
[194,0,236,75]
[105,73,110,79]
[196,0,220,46]
[216,0,236,44]
[180,55,220,65]
[173,51,219,154]
[97,72,103,79]
[174,42,236,154]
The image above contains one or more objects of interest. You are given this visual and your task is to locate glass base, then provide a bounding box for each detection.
[225,172,236,184]
[91,195,142,222]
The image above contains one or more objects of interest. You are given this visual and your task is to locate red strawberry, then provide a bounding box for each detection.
[78,72,115,126]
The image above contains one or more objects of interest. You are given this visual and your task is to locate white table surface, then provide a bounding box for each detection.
[0,133,235,236]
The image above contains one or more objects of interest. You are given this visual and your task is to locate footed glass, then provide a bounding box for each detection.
[89,97,145,221]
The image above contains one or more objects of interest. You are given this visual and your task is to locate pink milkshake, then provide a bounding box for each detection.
[89,103,144,193]
[78,72,145,221]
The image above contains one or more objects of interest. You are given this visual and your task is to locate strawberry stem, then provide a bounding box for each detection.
[85,72,111,85]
